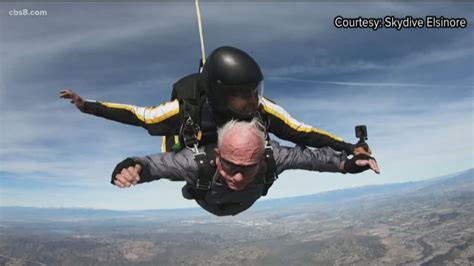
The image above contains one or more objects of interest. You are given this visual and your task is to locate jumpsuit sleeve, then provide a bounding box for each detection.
[260,97,355,155]
[113,149,199,184]
[271,141,345,175]
[82,99,181,136]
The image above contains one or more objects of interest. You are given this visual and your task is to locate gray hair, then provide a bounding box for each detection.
[217,118,266,150]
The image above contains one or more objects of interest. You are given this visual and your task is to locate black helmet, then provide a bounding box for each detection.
[202,46,263,119]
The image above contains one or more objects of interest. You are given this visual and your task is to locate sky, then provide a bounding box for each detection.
[0,2,473,210]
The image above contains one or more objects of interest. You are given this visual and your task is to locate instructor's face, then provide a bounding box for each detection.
[227,92,259,118]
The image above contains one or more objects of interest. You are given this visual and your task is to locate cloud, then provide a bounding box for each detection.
[267,77,473,90]
[0,105,160,185]
[266,34,473,79]
[1,2,472,209]
[267,60,385,77]
[269,97,473,199]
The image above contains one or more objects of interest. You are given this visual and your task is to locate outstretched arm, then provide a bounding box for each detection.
[272,141,344,174]
[261,97,371,156]
[59,89,181,136]
[110,149,198,188]
[272,141,379,175]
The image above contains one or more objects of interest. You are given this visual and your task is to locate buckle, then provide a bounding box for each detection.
[263,140,277,184]
[264,141,273,158]
[196,179,211,190]
[191,143,206,158]
[181,117,201,150]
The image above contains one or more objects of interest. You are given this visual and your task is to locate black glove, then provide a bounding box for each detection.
[344,154,375,174]
[111,158,137,185]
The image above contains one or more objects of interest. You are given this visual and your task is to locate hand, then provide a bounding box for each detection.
[341,154,380,174]
[353,144,372,156]
[113,164,142,188]
[59,89,85,112]
[354,157,380,174]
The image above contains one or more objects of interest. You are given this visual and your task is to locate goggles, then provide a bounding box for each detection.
[220,157,260,177]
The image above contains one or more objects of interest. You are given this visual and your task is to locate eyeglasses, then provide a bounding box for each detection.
[219,157,260,177]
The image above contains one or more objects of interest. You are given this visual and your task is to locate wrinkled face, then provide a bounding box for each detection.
[215,127,263,191]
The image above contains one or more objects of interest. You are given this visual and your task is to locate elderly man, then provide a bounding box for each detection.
[112,119,379,216]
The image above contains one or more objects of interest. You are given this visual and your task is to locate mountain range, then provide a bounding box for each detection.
[1,168,473,265]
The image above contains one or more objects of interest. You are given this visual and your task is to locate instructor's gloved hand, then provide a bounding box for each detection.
[111,158,142,188]
[343,154,380,174]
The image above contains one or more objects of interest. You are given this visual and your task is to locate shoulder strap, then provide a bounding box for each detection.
[262,140,278,196]
[182,144,216,201]
[170,73,206,151]
[194,144,216,190]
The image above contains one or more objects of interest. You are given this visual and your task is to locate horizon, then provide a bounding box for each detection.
[2,168,471,211]
[1,2,473,210]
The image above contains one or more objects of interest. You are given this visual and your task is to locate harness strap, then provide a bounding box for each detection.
[180,100,201,149]
[193,144,215,191]
[187,139,277,199]
[262,141,278,196]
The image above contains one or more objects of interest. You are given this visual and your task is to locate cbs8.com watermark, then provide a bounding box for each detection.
[9,9,48,17]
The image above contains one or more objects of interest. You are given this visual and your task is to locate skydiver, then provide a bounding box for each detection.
[59,46,373,157]
[111,118,379,216]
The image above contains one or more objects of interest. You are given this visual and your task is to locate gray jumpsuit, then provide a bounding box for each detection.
[127,141,345,216]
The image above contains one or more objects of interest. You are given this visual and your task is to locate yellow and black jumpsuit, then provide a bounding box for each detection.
[82,97,355,154]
